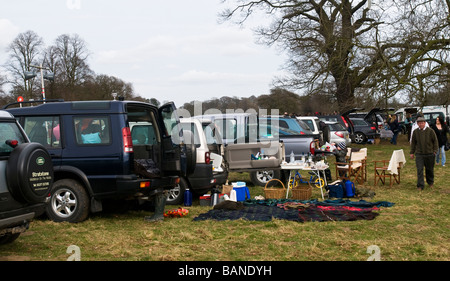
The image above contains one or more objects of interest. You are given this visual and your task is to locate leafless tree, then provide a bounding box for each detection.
[50,34,93,100]
[221,0,450,112]
[5,30,43,100]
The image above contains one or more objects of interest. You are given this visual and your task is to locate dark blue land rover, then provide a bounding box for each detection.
[5,100,194,223]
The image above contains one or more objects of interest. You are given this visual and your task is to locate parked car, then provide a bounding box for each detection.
[395,105,449,126]
[166,118,228,205]
[348,108,390,130]
[5,100,195,222]
[324,121,351,146]
[318,109,357,142]
[260,116,316,153]
[297,116,326,143]
[349,117,380,144]
[0,110,53,244]
[193,113,288,186]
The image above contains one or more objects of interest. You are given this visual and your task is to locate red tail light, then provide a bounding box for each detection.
[341,116,349,128]
[370,126,376,131]
[205,152,211,164]
[335,132,344,138]
[122,127,133,153]
[6,139,18,148]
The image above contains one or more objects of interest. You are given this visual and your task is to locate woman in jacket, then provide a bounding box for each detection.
[431,116,448,166]
[389,115,400,145]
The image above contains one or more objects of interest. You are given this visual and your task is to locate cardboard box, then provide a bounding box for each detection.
[222,184,233,195]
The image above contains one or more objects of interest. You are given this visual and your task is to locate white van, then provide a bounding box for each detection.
[395,105,449,124]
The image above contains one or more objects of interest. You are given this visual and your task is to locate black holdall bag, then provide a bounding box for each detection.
[327,180,345,198]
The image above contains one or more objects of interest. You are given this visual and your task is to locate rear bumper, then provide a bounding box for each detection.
[213,170,228,186]
[366,132,380,138]
[0,202,46,230]
[187,163,216,191]
[116,175,179,196]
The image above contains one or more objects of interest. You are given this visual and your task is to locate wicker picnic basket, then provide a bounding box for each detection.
[264,179,286,199]
[292,182,312,200]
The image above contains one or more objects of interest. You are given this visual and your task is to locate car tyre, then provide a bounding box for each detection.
[46,179,89,223]
[250,170,281,187]
[354,132,366,144]
[166,177,188,205]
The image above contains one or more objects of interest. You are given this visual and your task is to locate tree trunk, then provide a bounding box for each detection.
[335,75,355,113]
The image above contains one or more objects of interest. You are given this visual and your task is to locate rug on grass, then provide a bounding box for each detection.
[193,199,394,223]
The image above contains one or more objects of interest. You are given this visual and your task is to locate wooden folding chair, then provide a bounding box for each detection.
[360,148,368,182]
[335,151,365,184]
[373,150,406,187]
[344,148,368,182]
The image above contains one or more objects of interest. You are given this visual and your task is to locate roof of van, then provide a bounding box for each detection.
[4,100,156,115]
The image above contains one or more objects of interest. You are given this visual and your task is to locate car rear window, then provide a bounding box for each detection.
[329,123,346,131]
[180,123,201,147]
[351,119,368,126]
[0,122,26,156]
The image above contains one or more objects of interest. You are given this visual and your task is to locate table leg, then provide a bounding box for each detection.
[315,169,325,200]
[286,169,292,199]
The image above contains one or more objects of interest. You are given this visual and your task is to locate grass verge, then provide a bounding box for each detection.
[0,135,449,261]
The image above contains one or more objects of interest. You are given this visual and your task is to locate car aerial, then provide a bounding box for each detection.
[5,99,195,222]
[348,117,380,144]
[0,110,54,244]
[324,121,351,146]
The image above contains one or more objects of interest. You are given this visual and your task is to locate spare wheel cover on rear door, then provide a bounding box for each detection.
[6,143,54,204]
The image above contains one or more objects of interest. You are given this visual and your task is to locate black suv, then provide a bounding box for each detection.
[5,100,194,223]
[0,110,53,244]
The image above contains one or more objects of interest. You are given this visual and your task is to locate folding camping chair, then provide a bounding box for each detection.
[335,150,366,184]
[373,149,406,187]
[359,148,368,182]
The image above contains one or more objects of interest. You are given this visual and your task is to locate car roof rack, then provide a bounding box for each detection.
[2,99,65,109]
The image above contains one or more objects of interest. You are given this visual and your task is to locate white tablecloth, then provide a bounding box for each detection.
[387,149,406,175]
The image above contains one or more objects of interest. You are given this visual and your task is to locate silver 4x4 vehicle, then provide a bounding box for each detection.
[0,110,53,244]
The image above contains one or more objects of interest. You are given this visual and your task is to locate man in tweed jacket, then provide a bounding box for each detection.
[410,117,439,190]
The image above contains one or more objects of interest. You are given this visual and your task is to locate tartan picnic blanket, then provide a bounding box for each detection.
[193,199,394,223]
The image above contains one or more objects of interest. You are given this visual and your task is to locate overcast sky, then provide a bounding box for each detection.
[0,0,287,106]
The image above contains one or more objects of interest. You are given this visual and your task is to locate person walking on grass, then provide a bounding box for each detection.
[410,117,439,190]
[431,116,448,167]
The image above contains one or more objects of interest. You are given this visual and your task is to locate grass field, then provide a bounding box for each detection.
[0,135,449,261]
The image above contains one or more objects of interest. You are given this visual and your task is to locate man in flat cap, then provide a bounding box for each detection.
[410,117,439,190]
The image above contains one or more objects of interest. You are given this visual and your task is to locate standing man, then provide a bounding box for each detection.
[410,117,439,190]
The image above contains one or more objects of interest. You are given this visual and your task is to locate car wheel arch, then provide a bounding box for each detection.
[53,166,93,197]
